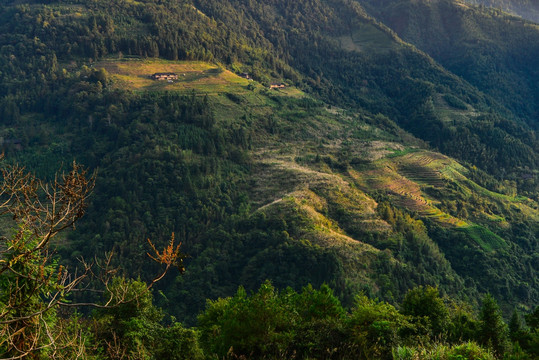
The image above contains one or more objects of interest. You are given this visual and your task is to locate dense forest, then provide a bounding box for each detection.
[0,0,538,358]
[464,0,539,23]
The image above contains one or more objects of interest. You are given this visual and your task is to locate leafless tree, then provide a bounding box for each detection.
[0,161,185,359]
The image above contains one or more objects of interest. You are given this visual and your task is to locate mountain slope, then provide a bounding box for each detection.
[361,0,539,128]
[1,0,536,184]
[464,0,539,23]
[5,56,535,323]
[193,0,538,186]
[0,0,537,324]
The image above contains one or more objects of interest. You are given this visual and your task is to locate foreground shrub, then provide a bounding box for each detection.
[393,341,495,360]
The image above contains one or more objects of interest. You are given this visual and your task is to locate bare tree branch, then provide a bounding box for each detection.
[0,160,185,359]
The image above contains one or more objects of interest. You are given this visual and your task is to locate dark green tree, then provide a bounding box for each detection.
[479,294,509,357]
[509,310,525,343]
[525,307,539,358]
[198,281,295,358]
[525,306,539,330]
[92,278,203,360]
[447,302,480,343]
[347,295,412,360]
[401,286,450,338]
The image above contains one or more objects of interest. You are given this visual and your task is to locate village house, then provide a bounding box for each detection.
[151,72,179,80]
[269,83,286,89]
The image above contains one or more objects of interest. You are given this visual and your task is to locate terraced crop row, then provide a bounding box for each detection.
[398,164,445,187]
[353,154,469,228]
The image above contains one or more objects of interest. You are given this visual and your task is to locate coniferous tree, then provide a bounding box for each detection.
[509,310,524,343]
[479,294,509,357]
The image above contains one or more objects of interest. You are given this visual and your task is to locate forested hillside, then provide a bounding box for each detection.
[464,0,539,22]
[196,0,538,187]
[363,0,539,134]
[0,0,538,358]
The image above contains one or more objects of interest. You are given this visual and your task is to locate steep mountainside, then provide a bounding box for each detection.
[362,0,539,130]
[464,0,539,22]
[0,0,537,325]
[192,0,538,188]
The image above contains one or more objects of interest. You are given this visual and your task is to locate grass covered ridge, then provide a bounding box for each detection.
[97,58,253,93]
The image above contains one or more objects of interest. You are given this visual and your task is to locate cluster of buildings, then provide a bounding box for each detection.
[151,71,287,89]
[151,72,179,80]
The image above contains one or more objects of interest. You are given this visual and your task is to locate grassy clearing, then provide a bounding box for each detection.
[336,23,400,53]
[268,86,305,98]
[422,208,468,227]
[96,58,310,128]
[97,58,255,94]
[458,225,507,251]
[432,93,481,125]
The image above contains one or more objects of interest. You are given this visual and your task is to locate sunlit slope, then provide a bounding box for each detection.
[98,59,253,93]
[1,0,537,320]
[111,60,537,301]
[92,58,537,309]
[3,0,535,185]
[251,123,535,254]
[201,74,537,306]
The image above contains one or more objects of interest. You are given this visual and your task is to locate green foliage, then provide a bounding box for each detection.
[198,281,347,359]
[447,303,481,344]
[401,286,450,338]
[509,310,526,343]
[0,2,537,355]
[196,283,521,359]
[527,329,539,358]
[155,323,204,360]
[291,285,349,359]
[93,279,163,359]
[525,306,539,330]
[428,224,537,310]
[92,278,204,360]
[457,225,506,252]
[479,294,509,357]
[347,295,413,359]
[200,282,294,358]
[393,341,495,360]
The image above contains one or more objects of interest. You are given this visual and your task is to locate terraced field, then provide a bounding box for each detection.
[96,58,255,93]
[397,157,446,188]
[458,225,507,252]
[100,60,535,253]
[350,152,468,227]
[335,22,401,53]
